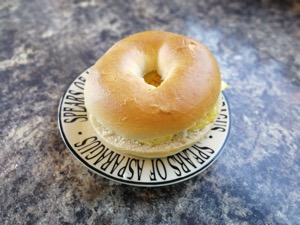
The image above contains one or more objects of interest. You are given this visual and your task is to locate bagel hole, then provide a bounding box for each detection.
[143,71,163,87]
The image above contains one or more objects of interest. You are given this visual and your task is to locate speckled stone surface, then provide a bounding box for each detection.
[1,0,300,224]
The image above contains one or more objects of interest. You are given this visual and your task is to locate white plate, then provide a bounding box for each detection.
[58,68,231,187]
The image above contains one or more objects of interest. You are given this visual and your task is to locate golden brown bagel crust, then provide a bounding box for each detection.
[84,31,221,140]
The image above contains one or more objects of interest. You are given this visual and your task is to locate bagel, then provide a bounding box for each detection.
[84,31,222,158]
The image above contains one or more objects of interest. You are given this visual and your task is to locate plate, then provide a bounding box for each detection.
[58,68,231,187]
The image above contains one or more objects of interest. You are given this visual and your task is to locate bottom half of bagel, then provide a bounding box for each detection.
[88,95,222,158]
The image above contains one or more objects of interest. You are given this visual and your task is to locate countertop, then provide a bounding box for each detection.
[1,0,299,224]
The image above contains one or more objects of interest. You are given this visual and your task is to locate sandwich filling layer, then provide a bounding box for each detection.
[89,95,222,151]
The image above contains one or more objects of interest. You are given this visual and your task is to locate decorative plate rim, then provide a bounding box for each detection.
[58,68,231,187]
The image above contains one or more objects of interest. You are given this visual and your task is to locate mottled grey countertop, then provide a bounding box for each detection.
[1,0,300,224]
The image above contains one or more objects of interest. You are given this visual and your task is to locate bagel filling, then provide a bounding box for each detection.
[143,71,163,87]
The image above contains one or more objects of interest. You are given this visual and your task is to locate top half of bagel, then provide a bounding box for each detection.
[84,31,221,140]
